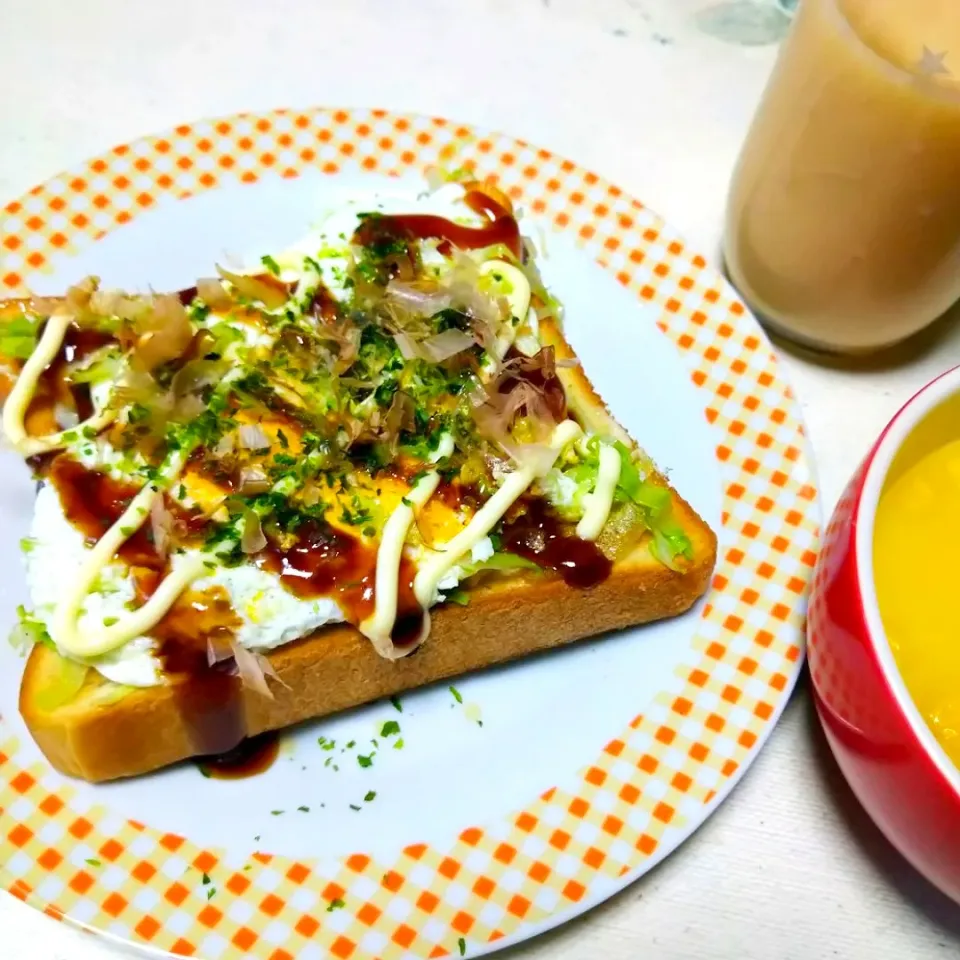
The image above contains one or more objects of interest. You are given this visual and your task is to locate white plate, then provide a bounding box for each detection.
[0,107,819,960]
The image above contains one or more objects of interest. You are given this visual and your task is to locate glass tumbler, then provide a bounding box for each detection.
[723,0,960,355]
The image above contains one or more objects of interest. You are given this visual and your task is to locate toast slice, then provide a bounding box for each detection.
[20,324,716,782]
[9,184,717,782]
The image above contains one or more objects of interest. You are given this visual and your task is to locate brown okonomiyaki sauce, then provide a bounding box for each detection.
[26,325,114,435]
[351,188,522,258]
[309,282,342,324]
[48,456,208,565]
[390,563,426,649]
[501,498,612,589]
[149,580,248,759]
[50,457,166,568]
[197,731,280,779]
[254,518,422,642]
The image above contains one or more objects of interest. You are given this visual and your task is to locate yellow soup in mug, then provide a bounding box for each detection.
[874,435,960,766]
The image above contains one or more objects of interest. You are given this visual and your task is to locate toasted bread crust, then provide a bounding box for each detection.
[21,488,716,782]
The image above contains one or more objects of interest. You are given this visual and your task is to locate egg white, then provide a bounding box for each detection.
[26,482,344,686]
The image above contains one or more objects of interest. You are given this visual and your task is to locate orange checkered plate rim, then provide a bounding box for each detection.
[0,106,819,960]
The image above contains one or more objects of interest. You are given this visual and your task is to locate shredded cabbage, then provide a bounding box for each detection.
[456,552,541,579]
[206,321,245,354]
[8,605,53,654]
[539,436,693,569]
[69,349,123,386]
[0,314,40,360]
[422,161,474,195]
[538,464,592,521]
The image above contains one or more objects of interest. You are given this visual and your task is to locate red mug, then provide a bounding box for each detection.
[808,364,960,903]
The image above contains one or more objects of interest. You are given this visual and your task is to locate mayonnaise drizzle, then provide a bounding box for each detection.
[358,434,453,658]
[478,260,532,362]
[50,452,207,658]
[576,444,621,541]
[413,419,583,608]
[2,312,117,456]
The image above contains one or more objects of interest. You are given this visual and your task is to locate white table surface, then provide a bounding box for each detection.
[3,1,960,957]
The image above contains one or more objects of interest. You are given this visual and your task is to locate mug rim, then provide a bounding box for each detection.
[855,363,960,797]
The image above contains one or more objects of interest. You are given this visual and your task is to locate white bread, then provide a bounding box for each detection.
[17,300,717,782]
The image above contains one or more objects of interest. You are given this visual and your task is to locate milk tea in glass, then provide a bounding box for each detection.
[724,0,960,354]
